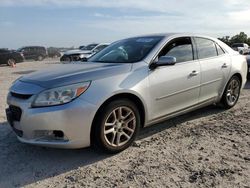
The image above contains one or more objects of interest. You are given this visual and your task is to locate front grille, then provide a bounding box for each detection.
[11,92,32,100]
[9,105,22,121]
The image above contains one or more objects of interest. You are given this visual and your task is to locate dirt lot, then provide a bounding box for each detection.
[0,60,249,187]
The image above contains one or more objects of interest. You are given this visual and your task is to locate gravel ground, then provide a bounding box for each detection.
[0,60,249,187]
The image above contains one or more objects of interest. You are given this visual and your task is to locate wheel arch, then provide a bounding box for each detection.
[90,92,146,145]
[219,72,243,100]
[232,73,242,85]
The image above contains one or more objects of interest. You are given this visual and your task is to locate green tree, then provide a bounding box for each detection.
[230,32,248,44]
[218,32,250,46]
[247,38,250,46]
[218,36,231,45]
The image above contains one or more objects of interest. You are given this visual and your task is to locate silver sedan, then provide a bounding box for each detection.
[6,33,248,153]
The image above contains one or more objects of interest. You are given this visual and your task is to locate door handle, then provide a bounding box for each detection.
[190,70,199,76]
[222,63,228,68]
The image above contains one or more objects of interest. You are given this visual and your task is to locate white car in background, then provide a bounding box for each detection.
[231,43,249,55]
[60,43,109,62]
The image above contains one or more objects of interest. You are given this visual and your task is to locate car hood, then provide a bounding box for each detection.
[20,62,132,89]
[64,49,91,55]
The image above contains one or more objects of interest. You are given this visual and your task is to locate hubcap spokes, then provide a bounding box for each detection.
[226,79,240,105]
[104,106,136,147]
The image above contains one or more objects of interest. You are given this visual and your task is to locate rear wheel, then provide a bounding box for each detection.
[220,76,241,109]
[7,59,16,67]
[92,99,140,153]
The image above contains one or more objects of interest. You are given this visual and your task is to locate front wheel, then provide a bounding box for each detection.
[92,99,140,153]
[220,76,241,109]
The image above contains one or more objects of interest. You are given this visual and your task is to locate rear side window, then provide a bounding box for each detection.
[158,37,194,63]
[195,37,217,59]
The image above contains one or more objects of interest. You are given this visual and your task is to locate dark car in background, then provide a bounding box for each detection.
[0,49,24,66]
[47,47,61,58]
[246,55,250,78]
[17,46,47,61]
[60,43,109,62]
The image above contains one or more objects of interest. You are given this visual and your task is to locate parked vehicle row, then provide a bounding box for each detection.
[17,46,48,61]
[0,43,109,66]
[0,49,24,66]
[6,33,247,153]
[0,46,62,66]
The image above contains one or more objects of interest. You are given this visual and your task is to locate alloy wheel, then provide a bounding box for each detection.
[226,78,240,106]
[103,106,136,147]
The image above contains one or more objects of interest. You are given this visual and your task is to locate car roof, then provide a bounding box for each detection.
[21,46,46,48]
[134,33,236,54]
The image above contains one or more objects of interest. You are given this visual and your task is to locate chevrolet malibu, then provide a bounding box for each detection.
[6,33,247,153]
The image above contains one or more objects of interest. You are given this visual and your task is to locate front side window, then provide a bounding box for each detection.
[89,36,164,63]
[158,37,194,63]
[195,37,217,59]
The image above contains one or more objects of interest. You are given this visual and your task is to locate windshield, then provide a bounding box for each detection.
[88,36,164,63]
[81,44,98,50]
[17,48,23,52]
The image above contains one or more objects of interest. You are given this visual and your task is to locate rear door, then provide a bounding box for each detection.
[194,37,231,102]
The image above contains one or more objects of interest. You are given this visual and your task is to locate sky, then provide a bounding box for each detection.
[0,0,250,49]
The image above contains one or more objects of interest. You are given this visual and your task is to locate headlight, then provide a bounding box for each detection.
[32,82,91,107]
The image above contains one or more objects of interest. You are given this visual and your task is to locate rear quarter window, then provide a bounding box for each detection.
[195,37,217,59]
[216,44,225,56]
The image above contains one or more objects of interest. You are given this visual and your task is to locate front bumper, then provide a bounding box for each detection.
[6,93,97,149]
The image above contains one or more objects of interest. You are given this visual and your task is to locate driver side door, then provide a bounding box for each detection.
[148,37,201,121]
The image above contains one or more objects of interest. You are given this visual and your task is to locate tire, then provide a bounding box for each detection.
[64,57,71,62]
[220,76,241,109]
[92,99,140,153]
[7,59,16,67]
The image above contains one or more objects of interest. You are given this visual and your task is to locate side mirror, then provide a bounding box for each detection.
[149,56,176,69]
